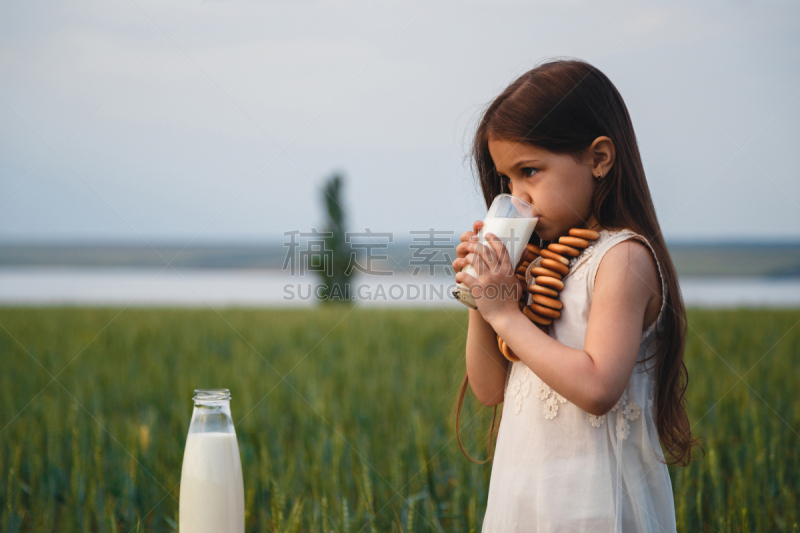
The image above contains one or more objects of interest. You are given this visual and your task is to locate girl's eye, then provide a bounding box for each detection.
[498,168,538,180]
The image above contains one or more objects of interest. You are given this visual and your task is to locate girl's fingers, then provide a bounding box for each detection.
[468,251,485,277]
[456,241,471,259]
[460,230,475,244]
[472,242,486,270]
[455,253,473,273]
[455,267,479,289]
[483,233,511,274]
[476,235,498,267]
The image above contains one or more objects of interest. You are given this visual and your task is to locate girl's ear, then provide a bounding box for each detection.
[589,136,616,179]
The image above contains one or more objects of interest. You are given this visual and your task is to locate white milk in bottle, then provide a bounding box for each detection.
[179,389,245,533]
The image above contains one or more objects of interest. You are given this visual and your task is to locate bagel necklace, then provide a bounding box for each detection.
[497,220,602,363]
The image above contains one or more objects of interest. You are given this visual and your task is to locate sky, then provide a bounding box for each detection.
[0,0,798,245]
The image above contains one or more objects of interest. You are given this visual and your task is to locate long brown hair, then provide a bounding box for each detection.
[453,58,703,467]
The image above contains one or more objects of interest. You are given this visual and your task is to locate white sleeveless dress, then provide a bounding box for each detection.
[481,228,677,533]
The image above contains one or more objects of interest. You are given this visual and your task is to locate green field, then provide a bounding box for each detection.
[0,307,798,532]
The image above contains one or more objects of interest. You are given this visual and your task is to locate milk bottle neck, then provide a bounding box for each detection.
[188,389,235,435]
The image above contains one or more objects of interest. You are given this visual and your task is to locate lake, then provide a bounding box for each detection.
[0,267,798,308]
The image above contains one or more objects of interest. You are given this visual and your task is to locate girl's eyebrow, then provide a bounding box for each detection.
[513,159,541,167]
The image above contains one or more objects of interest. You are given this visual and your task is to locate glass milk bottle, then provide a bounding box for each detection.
[179,389,245,533]
[452,194,540,309]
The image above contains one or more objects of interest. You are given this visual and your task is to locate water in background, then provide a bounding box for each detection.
[1,267,798,308]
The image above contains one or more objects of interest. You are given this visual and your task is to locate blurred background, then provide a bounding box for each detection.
[1,1,799,532]
[1,0,799,307]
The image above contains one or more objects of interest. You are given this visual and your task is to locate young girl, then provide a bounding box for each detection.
[451,59,702,532]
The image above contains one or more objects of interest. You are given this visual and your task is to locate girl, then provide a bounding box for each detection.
[451,59,703,532]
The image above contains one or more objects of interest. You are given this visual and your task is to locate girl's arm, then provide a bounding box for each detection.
[487,239,660,416]
[465,307,510,406]
[454,220,537,407]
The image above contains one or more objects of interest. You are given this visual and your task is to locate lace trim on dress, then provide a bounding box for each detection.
[535,379,568,419]
[587,391,642,440]
[508,363,644,439]
[507,362,531,415]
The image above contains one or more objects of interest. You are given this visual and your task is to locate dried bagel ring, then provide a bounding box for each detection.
[523,305,553,325]
[511,226,603,334]
[532,293,562,310]
[531,266,562,280]
[535,276,565,291]
[540,258,569,276]
[548,243,581,257]
[540,248,570,265]
[520,249,537,264]
[498,335,520,362]
[515,264,529,275]
[569,228,600,240]
[529,284,559,298]
[506,345,520,362]
[497,336,507,359]
[526,243,542,255]
[498,335,507,356]
[559,236,590,248]
[515,273,527,282]
[531,302,560,319]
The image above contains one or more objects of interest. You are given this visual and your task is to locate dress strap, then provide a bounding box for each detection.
[587,229,668,339]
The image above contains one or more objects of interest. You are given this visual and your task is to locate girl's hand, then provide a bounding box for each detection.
[453,220,536,274]
[452,220,484,274]
[455,231,525,324]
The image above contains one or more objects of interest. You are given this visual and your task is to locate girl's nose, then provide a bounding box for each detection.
[515,192,534,206]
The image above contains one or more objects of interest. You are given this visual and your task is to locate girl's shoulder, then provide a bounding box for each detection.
[586,227,668,337]
[563,226,634,279]
[586,226,662,289]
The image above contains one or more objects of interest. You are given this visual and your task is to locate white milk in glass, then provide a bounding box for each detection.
[180,390,245,533]
[461,216,539,281]
[453,194,539,309]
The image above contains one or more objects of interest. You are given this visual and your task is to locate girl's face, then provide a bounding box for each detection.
[487,133,613,241]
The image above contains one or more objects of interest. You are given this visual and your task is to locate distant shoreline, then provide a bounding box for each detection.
[1,240,799,278]
[1,268,800,308]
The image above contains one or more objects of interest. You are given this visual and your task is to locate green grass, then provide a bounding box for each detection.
[0,307,798,532]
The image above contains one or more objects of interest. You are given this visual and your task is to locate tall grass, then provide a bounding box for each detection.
[0,307,798,532]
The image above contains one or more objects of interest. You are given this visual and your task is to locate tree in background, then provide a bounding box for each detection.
[318,172,353,303]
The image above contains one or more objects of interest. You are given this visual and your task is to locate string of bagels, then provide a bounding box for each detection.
[497,226,601,363]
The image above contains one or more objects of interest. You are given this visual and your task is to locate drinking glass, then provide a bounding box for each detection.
[452,194,540,309]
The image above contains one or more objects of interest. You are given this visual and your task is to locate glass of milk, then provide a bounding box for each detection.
[452,194,539,309]
[179,389,245,533]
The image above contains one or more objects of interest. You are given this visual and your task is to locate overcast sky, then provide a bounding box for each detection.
[1,0,798,245]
